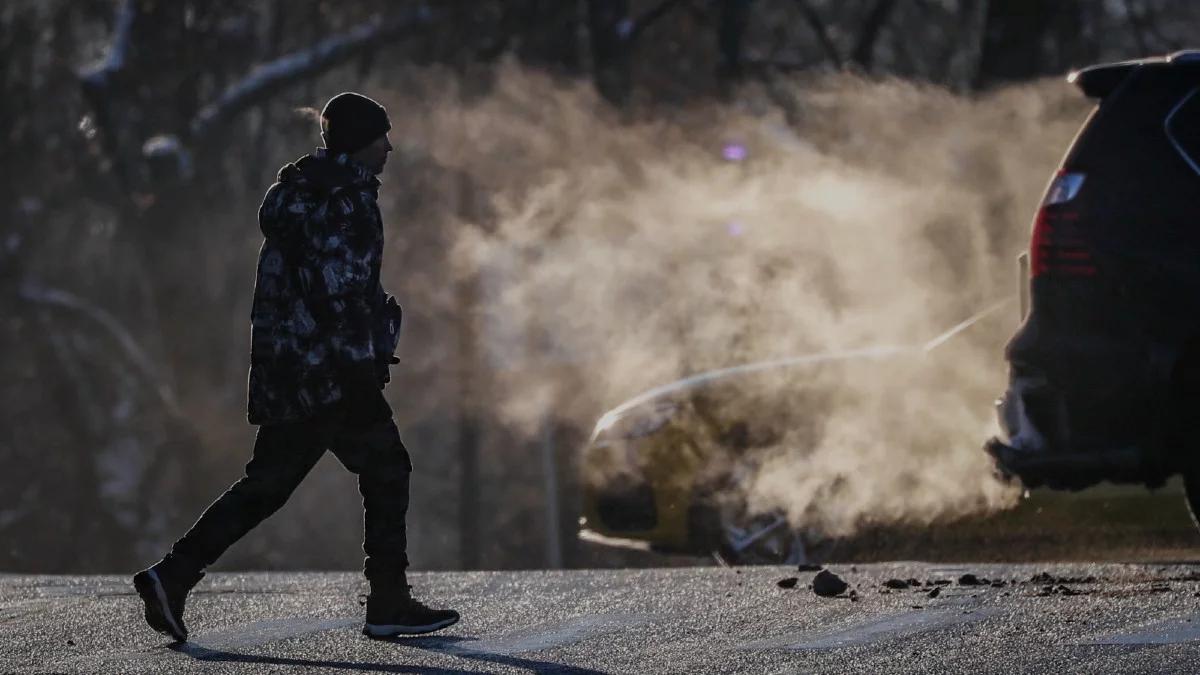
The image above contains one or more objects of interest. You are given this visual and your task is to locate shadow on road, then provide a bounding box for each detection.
[402,635,610,674]
[170,635,610,674]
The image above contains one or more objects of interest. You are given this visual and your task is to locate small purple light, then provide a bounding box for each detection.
[616,18,635,39]
[726,221,745,237]
[722,142,748,162]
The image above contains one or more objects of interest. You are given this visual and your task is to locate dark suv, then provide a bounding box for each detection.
[987,51,1200,522]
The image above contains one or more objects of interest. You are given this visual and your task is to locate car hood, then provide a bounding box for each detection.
[588,299,1013,443]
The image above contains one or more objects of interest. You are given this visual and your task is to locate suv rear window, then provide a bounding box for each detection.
[1166,87,1200,176]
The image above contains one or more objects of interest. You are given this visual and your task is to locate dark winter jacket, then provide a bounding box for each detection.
[247,148,402,425]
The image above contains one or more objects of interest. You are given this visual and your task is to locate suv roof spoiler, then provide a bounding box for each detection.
[1068,50,1200,99]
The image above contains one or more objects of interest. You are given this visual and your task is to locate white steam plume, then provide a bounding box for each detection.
[385,64,1090,536]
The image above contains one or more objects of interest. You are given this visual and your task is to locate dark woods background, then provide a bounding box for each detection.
[2,0,1198,573]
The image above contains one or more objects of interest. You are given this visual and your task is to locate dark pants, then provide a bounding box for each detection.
[170,390,411,581]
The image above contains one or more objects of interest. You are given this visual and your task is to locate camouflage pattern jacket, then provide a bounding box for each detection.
[247,148,402,425]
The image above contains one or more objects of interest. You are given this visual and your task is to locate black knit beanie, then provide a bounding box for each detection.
[320,92,391,155]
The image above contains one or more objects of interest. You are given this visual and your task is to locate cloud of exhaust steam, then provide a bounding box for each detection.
[387,65,1091,536]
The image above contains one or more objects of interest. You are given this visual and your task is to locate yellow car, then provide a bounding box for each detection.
[579,304,1013,565]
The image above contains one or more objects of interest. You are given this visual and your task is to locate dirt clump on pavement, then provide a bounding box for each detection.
[1029,571,1098,585]
[881,577,958,594]
[813,569,849,597]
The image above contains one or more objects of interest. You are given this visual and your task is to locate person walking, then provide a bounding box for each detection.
[133,92,459,641]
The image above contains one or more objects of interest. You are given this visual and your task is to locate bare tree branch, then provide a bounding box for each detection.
[190,9,432,140]
[79,0,137,90]
[78,0,141,200]
[794,0,844,66]
[850,0,898,71]
[18,281,181,418]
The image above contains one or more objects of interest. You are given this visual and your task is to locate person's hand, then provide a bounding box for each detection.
[386,296,403,333]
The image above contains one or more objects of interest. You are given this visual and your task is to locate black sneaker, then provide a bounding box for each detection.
[362,584,459,638]
[133,555,204,642]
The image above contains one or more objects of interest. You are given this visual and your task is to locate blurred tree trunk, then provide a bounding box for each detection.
[456,291,481,570]
[849,0,897,72]
[717,0,753,84]
[512,0,584,73]
[454,169,482,570]
[795,0,843,66]
[792,0,895,73]
[588,0,632,105]
[586,0,688,105]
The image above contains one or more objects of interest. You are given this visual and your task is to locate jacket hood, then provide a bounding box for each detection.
[276,147,378,192]
[261,148,380,238]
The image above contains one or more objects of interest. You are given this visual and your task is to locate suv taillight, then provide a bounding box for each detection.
[1030,171,1095,278]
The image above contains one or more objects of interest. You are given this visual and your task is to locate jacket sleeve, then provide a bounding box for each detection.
[292,187,380,377]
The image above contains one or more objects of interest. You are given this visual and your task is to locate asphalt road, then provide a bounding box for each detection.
[6,563,1200,674]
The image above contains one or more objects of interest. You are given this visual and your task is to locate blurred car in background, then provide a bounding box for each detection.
[986,51,1200,527]
[579,304,1010,565]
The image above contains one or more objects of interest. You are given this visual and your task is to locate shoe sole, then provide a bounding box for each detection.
[133,569,187,642]
[362,614,460,638]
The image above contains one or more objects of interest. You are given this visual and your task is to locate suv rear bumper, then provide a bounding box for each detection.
[984,437,1154,490]
[988,365,1173,489]
[989,337,1173,489]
